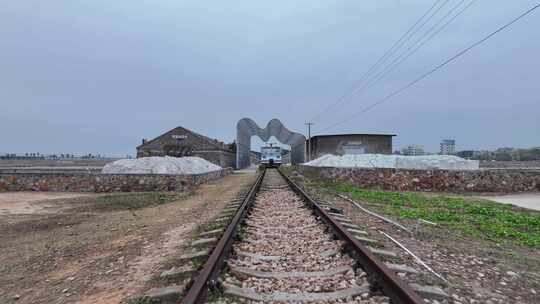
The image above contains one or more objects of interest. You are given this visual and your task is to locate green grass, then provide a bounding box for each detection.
[92,192,180,211]
[316,182,540,248]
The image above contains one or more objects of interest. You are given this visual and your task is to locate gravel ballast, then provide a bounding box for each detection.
[305,154,479,170]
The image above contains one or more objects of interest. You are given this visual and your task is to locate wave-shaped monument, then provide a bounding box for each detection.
[236,118,306,169]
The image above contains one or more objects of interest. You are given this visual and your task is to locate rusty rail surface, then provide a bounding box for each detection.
[181,168,266,304]
[276,168,425,304]
[181,167,424,304]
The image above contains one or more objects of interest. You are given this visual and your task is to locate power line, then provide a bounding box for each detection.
[358,0,477,95]
[309,0,449,122]
[321,3,540,132]
[326,0,474,117]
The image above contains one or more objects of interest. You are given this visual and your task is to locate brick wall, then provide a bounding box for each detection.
[293,165,540,193]
[0,168,233,193]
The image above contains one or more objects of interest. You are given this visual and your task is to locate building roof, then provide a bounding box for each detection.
[311,133,397,139]
[137,126,232,152]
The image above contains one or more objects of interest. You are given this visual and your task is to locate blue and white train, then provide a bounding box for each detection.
[260,144,282,167]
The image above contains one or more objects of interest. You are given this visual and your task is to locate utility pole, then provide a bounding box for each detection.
[305,122,314,162]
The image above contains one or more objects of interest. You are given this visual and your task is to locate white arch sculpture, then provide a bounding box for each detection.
[236,118,306,169]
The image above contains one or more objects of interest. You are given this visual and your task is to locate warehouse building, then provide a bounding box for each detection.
[136,126,236,168]
[308,134,395,160]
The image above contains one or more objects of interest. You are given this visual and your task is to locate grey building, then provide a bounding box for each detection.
[402,144,425,156]
[136,126,236,168]
[308,134,396,160]
[440,139,456,155]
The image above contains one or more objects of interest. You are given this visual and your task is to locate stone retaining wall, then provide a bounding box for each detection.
[0,168,233,193]
[294,165,540,193]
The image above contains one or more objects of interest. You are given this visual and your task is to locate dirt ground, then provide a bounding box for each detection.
[0,192,94,216]
[481,193,540,211]
[0,172,255,304]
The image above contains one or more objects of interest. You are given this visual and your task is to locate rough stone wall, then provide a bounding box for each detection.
[294,165,540,193]
[0,168,233,193]
[480,161,540,169]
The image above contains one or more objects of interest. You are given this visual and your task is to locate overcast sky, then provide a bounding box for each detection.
[1,0,539,156]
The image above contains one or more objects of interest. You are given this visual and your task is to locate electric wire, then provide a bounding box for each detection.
[358,0,476,95]
[325,0,473,117]
[309,0,450,122]
[321,3,540,132]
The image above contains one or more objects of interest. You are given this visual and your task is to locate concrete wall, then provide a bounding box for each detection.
[294,165,540,193]
[0,168,233,193]
[309,135,393,160]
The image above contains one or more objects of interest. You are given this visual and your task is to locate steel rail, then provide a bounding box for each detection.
[277,168,425,304]
[181,168,266,304]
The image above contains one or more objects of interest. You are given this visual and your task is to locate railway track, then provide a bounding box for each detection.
[182,168,432,303]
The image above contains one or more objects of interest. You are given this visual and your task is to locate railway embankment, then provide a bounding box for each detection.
[292,165,540,193]
[0,168,233,193]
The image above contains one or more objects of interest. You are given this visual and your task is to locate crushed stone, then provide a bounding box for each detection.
[305,154,479,170]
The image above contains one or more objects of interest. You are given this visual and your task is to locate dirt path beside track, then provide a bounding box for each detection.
[0,172,255,304]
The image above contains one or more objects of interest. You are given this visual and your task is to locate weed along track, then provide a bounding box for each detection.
[182,169,433,303]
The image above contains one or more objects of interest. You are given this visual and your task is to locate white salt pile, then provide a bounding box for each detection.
[102,156,222,175]
[305,154,479,170]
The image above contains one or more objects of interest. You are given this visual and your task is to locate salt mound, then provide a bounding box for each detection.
[102,156,222,175]
[305,154,479,170]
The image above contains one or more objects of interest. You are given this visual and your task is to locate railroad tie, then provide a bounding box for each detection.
[340,222,361,229]
[223,283,370,302]
[354,236,379,244]
[319,249,339,258]
[385,263,419,274]
[236,250,339,261]
[229,265,353,279]
[347,228,369,236]
[221,208,238,213]
[409,283,449,299]
[215,216,231,223]
[367,247,398,258]
[198,229,223,237]
[143,285,185,303]
[245,221,318,231]
[236,251,283,261]
[191,237,217,248]
[178,250,209,261]
[160,264,195,280]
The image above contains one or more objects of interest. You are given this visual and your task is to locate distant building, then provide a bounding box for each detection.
[136,126,235,168]
[440,139,456,155]
[402,145,425,156]
[307,134,395,160]
[457,150,474,159]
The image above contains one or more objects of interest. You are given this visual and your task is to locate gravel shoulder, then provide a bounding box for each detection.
[0,172,255,304]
